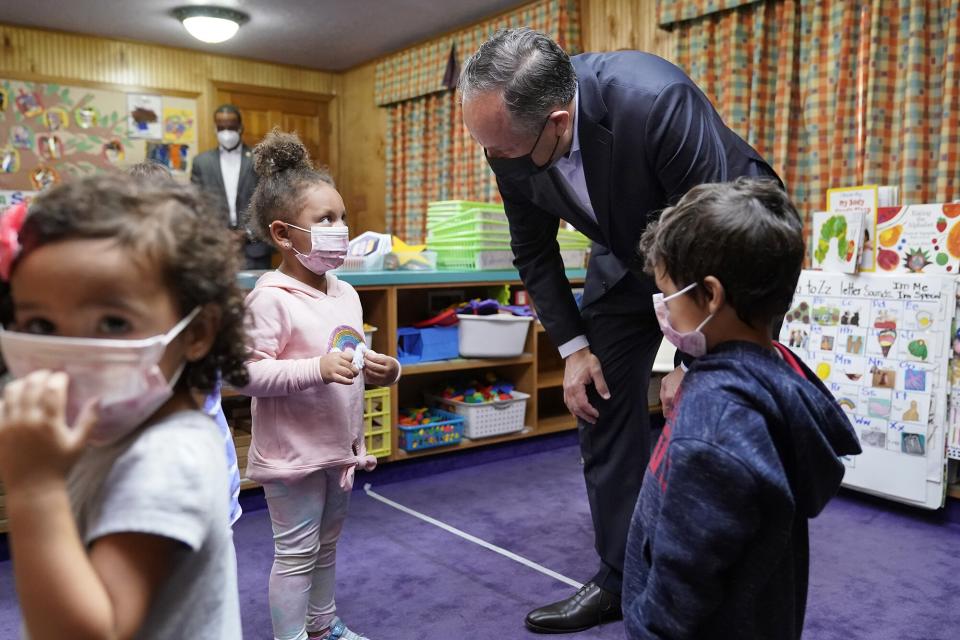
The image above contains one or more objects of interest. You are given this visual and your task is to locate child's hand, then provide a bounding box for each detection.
[363,351,400,386]
[0,371,97,492]
[319,351,360,385]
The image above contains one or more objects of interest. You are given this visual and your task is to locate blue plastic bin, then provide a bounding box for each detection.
[397,326,459,364]
[398,408,465,451]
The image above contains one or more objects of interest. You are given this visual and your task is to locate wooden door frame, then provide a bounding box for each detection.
[208,80,335,151]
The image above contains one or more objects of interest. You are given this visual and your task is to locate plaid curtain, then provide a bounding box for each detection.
[669,0,960,229]
[380,0,581,243]
[657,0,764,26]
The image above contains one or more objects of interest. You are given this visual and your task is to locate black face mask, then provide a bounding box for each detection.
[484,115,561,182]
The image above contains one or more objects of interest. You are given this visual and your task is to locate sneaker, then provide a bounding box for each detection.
[323,617,370,640]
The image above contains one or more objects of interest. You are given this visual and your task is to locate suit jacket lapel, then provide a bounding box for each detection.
[575,72,614,243]
[212,148,227,199]
[237,145,254,207]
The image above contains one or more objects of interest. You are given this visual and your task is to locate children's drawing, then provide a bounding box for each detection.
[867,397,891,419]
[846,335,864,355]
[786,300,812,324]
[75,105,100,129]
[10,125,33,149]
[861,428,887,448]
[44,107,69,131]
[901,433,925,456]
[815,362,831,381]
[904,368,928,392]
[1,148,18,173]
[29,165,59,190]
[902,401,920,422]
[871,366,896,389]
[127,94,162,139]
[15,88,43,118]
[813,304,841,326]
[36,134,63,161]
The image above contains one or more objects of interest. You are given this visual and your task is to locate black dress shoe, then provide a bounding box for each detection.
[525,581,623,634]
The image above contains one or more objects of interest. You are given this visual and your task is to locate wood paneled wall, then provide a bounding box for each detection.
[333,0,677,236]
[1,1,677,236]
[336,61,387,236]
[582,0,677,60]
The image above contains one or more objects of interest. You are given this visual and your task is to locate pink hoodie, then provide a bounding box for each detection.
[242,270,394,488]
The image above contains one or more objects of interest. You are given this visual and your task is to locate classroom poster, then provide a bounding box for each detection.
[874,203,960,275]
[0,79,198,190]
[783,271,955,509]
[827,185,879,272]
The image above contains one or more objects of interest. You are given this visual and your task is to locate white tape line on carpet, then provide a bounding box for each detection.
[363,483,583,590]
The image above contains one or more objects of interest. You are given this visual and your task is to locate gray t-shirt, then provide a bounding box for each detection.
[61,410,242,639]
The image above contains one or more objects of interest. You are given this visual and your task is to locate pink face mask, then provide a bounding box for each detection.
[0,308,199,446]
[652,282,714,358]
[287,224,348,275]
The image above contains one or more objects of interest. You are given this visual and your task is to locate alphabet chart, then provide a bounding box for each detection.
[782,271,956,509]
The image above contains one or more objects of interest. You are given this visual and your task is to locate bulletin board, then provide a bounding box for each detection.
[0,78,198,192]
[782,271,955,509]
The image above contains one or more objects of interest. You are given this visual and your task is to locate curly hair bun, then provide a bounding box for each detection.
[253,127,312,177]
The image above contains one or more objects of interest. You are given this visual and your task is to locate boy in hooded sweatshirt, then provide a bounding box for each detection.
[623,178,862,639]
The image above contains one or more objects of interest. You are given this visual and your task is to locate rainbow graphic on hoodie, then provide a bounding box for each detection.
[328,325,365,353]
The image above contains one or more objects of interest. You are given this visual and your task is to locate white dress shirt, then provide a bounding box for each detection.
[551,86,592,359]
[219,144,242,227]
[552,87,596,223]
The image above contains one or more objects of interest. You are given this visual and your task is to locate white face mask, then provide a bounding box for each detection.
[217,129,241,150]
[287,224,349,274]
[0,308,200,447]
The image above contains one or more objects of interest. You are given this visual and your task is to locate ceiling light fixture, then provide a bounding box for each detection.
[173,6,250,44]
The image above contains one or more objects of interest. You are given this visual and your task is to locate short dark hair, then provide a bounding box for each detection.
[215,103,242,124]
[639,178,804,327]
[248,128,336,243]
[459,28,577,135]
[12,174,250,391]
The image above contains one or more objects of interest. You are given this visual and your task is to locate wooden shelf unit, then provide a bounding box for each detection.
[223,273,586,485]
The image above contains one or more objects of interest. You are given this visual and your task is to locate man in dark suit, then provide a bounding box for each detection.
[461,29,781,634]
[190,104,271,269]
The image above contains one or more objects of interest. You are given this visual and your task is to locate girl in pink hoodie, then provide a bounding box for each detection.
[242,129,400,640]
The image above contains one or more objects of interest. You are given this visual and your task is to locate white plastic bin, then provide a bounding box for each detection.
[457,314,533,358]
[428,391,530,438]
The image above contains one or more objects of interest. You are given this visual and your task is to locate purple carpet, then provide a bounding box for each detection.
[1,444,959,639]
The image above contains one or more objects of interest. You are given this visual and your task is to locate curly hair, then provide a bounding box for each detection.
[247,127,335,243]
[9,173,249,391]
[638,177,804,328]
[127,160,173,183]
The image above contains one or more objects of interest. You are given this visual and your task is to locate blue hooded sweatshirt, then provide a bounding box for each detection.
[623,341,862,639]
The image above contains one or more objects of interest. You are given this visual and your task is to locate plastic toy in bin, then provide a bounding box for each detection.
[398,407,464,451]
[439,373,515,404]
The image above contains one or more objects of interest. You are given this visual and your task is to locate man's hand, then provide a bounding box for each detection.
[659,365,685,418]
[563,348,610,425]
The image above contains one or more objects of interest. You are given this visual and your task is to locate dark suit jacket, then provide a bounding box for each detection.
[498,51,782,348]
[190,144,269,259]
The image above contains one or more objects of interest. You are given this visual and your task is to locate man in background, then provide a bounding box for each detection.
[191,104,271,269]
